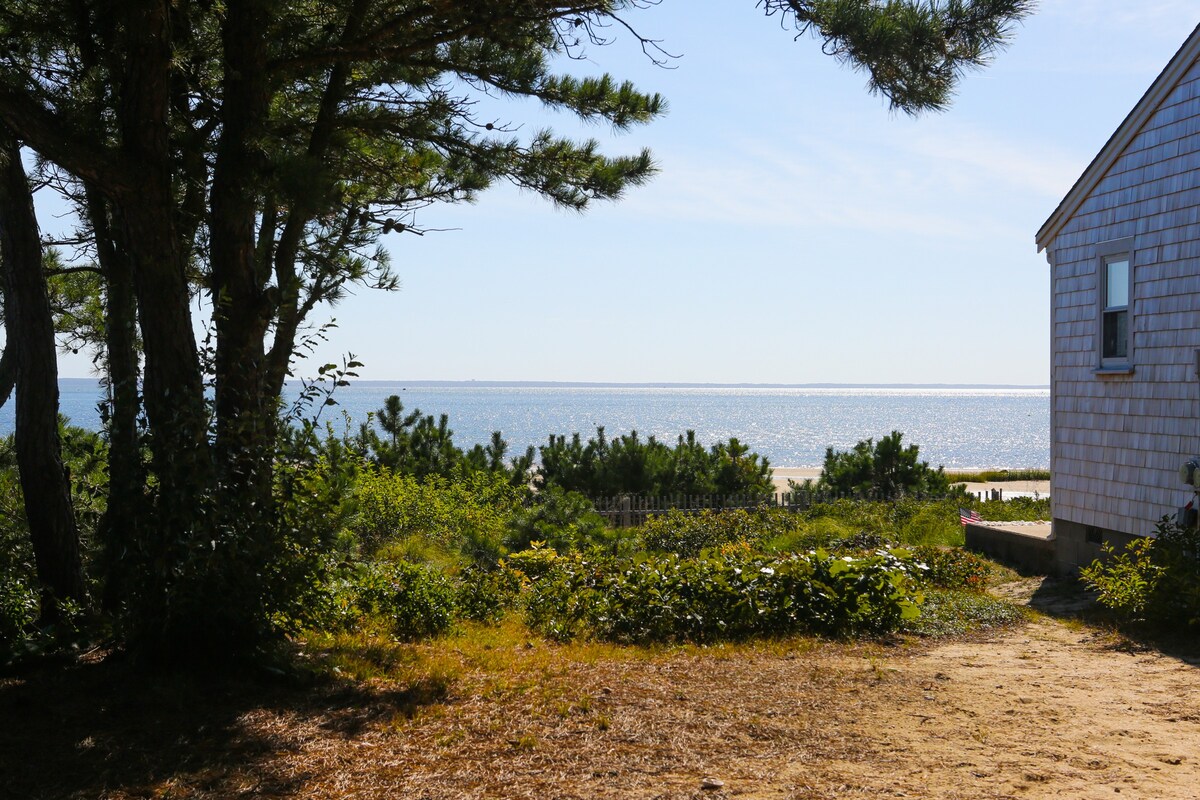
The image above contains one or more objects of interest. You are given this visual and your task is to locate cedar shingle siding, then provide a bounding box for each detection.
[1042,43,1200,540]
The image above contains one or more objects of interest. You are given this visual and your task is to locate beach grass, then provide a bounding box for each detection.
[943,468,1049,483]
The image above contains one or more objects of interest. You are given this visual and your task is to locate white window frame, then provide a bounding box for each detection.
[1095,237,1134,372]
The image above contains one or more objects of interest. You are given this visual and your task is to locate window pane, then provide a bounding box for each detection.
[1103,309,1128,359]
[1106,258,1129,308]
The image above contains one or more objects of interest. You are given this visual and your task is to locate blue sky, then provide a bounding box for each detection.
[51,2,1200,384]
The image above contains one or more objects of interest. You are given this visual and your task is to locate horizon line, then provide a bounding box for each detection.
[57,377,1050,390]
[292,379,1051,390]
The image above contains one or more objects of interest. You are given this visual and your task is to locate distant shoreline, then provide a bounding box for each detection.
[55,377,1049,390]
[297,380,1050,390]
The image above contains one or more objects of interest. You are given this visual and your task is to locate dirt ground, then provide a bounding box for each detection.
[2,580,1198,800]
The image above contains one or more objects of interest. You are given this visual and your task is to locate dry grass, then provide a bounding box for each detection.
[5,603,1200,800]
[0,621,913,799]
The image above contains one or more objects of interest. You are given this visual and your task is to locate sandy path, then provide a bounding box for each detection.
[781,619,1200,799]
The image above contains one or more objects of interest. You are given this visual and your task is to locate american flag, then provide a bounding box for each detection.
[959,508,982,526]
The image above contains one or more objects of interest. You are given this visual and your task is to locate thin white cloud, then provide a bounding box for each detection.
[597,119,1074,243]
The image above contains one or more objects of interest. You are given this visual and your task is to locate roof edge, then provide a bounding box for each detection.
[1036,24,1200,253]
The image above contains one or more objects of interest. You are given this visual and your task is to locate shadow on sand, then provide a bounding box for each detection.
[997,572,1200,669]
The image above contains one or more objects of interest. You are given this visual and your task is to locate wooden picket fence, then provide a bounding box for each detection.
[592,491,869,528]
[590,488,1020,527]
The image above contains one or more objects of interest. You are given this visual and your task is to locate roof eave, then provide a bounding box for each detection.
[1036,24,1200,253]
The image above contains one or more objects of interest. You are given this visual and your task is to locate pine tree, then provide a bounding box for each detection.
[0,0,1030,661]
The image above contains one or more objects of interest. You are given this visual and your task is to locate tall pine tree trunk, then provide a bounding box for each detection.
[114,0,215,655]
[0,130,87,619]
[87,189,143,613]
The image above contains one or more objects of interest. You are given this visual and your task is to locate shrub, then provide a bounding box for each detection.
[350,469,520,563]
[637,507,800,556]
[763,517,856,554]
[0,575,38,663]
[1081,517,1200,627]
[350,561,458,640]
[817,431,950,498]
[973,495,1050,522]
[504,487,615,554]
[455,564,524,623]
[523,548,923,643]
[504,545,562,580]
[536,428,774,497]
[911,546,991,591]
[803,499,893,536]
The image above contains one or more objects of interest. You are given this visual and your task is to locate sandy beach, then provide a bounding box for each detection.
[771,467,1050,498]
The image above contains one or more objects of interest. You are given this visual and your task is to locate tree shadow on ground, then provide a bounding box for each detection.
[1018,575,1200,668]
[0,652,446,799]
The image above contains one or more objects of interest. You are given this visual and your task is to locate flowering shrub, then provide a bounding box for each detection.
[523,548,922,643]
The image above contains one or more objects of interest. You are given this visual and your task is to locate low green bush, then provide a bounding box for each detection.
[637,507,799,555]
[763,517,856,554]
[504,545,562,580]
[455,564,524,623]
[523,548,922,643]
[899,505,965,547]
[348,561,458,640]
[972,495,1050,522]
[504,487,617,554]
[903,589,1025,637]
[911,545,991,591]
[1081,517,1200,627]
[350,469,520,563]
[0,575,38,663]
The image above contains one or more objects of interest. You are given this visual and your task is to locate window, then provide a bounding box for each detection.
[1102,255,1129,359]
[1096,238,1133,369]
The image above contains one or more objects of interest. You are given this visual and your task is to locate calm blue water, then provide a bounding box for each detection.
[28,379,1049,469]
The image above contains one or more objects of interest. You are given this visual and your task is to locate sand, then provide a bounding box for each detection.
[771,467,1051,498]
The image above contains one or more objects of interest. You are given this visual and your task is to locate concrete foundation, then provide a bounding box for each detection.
[1050,518,1141,574]
[964,518,1144,576]
[964,522,1056,575]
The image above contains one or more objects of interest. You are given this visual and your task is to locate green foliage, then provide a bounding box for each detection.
[537,428,773,498]
[0,419,106,663]
[0,572,38,663]
[816,431,951,498]
[902,589,1025,637]
[637,508,794,556]
[504,545,563,580]
[350,468,521,563]
[1081,517,1200,628]
[764,0,1032,114]
[347,561,458,641]
[911,546,991,591]
[504,486,616,554]
[943,468,1049,483]
[762,517,856,554]
[455,564,525,624]
[972,495,1051,522]
[523,548,923,644]
[898,504,965,547]
[356,395,534,487]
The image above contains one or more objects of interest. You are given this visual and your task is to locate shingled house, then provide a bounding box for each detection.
[1036,24,1200,570]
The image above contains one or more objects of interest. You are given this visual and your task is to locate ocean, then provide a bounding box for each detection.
[28,380,1049,469]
